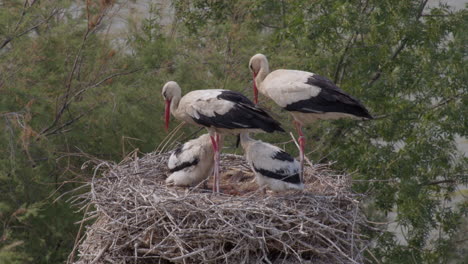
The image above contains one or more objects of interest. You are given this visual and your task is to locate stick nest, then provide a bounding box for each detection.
[72,151,369,264]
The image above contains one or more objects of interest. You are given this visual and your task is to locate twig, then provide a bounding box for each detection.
[40,2,114,136]
[0,7,59,50]
[90,242,110,264]
[67,203,91,264]
[334,33,357,84]
[70,69,143,102]
[70,150,369,263]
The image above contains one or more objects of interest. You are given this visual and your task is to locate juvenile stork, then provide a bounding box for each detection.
[162,81,284,193]
[166,134,216,187]
[240,133,304,192]
[248,54,373,180]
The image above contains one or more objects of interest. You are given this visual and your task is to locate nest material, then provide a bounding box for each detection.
[72,151,369,264]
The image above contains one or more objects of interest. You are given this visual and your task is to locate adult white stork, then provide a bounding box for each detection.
[166,134,216,187]
[248,53,373,181]
[162,81,284,193]
[240,133,304,192]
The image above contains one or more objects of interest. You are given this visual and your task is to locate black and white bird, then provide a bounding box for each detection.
[240,133,304,192]
[166,134,216,187]
[162,81,284,192]
[248,54,373,181]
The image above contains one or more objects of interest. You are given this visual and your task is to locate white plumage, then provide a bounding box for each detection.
[162,81,284,193]
[248,54,373,123]
[248,54,373,182]
[260,69,322,108]
[166,134,214,187]
[240,133,304,192]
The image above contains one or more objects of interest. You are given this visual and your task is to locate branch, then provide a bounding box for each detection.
[334,33,357,84]
[373,91,464,121]
[333,0,371,84]
[40,2,112,136]
[420,179,455,186]
[421,14,450,17]
[367,0,430,86]
[368,37,408,85]
[38,68,140,139]
[13,0,31,32]
[258,21,282,29]
[40,33,90,136]
[70,69,143,101]
[0,6,58,50]
[42,106,97,137]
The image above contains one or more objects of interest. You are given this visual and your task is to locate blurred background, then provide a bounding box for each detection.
[0,0,467,263]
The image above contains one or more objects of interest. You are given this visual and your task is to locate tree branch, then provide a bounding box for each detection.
[420,179,455,186]
[368,0,430,86]
[258,21,282,29]
[40,2,112,136]
[70,69,143,102]
[334,33,357,84]
[372,91,464,120]
[13,0,31,32]
[0,6,58,50]
[42,106,97,137]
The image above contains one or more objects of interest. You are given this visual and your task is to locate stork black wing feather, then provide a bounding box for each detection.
[272,150,294,162]
[284,75,373,119]
[169,158,200,173]
[216,90,254,106]
[193,90,285,133]
[253,165,301,184]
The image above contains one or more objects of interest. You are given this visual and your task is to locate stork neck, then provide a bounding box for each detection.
[239,133,253,149]
[255,65,269,95]
[170,96,181,118]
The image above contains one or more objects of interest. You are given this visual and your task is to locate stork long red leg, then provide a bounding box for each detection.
[294,121,305,184]
[210,134,220,193]
[215,133,222,193]
[162,81,285,193]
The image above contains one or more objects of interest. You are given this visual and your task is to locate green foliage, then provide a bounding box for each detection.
[170,0,467,262]
[0,0,467,263]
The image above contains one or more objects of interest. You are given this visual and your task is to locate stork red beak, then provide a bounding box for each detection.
[253,72,258,104]
[164,99,171,131]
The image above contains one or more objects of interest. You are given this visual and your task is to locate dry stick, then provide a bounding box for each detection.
[168,246,211,262]
[67,203,91,264]
[164,131,187,154]
[316,232,360,264]
[54,183,89,204]
[351,201,359,260]
[289,132,314,168]
[90,242,110,264]
[366,248,382,264]
[75,152,365,263]
[156,122,185,153]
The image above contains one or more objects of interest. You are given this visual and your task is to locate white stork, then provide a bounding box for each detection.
[162,81,284,193]
[248,54,373,181]
[240,133,304,192]
[166,134,216,187]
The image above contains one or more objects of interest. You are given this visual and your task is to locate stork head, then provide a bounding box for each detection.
[249,53,268,104]
[162,81,182,132]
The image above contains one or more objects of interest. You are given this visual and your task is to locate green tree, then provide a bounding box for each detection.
[0,1,158,262]
[171,0,467,262]
[1,0,466,263]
